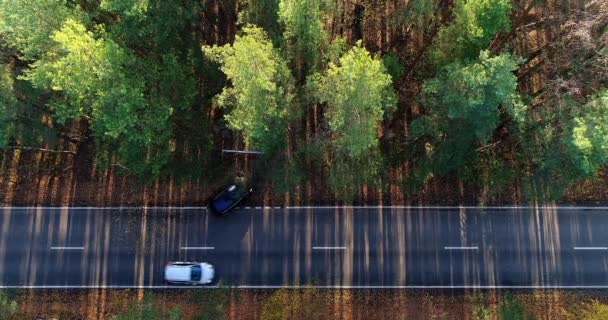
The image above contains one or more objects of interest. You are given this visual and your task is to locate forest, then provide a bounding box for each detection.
[0,0,607,205]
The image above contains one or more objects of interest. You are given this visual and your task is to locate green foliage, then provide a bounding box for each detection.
[204,25,295,153]
[568,90,608,176]
[309,41,394,200]
[100,0,149,16]
[110,296,181,320]
[24,19,172,177]
[433,0,512,64]
[309,41,396,159]
[25,19,141,127]
[279,0,326,80]
[411,51,524,181]
[499,294,534,320]
[190,287,232,320]
[100,0,199,113]
[0,64,16,146]
[0,61,59,149]
[382,52,404,83]
[323,36,348,66]
[238,0,282,45]
[517,103,575,199]
[0,291,17,319]
[1,0,209,181]
[521,89,608,199]
[101,0,206,178]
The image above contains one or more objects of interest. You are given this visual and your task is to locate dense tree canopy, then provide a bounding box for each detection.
[205,25,294,153]
[0,64,14,146]
[411,51,524,179]
[0,0,84,60]
[279,0,325,80]
[433,0,512,64]
[23,19,172,177]
[310,41,396,159]
[238,0,282,44]
[569,90,608,177]
[0,0,607,203]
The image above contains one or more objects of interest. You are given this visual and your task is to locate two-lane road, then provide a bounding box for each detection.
[1,206,608,288]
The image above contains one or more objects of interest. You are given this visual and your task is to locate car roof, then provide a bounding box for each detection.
[165,262,214,283]
[212,185,241,211]
[165,264,192,282]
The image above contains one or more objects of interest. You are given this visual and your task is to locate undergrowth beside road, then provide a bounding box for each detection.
[5,288,608,320]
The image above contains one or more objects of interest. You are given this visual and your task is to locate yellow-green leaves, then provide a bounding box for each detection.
[23,19,172,177]
[309,41,396,159]
[578,300,608,320]
[25,19,145,134]
[204,25,294,152]
[0,0,84,60]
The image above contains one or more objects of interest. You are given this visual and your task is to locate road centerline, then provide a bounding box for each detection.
[312,246,347,250]
[50,246,85,250]
[574,247,608,250]
[444,246,479,250]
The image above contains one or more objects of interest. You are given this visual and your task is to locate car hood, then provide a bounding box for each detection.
[201,263,214,283]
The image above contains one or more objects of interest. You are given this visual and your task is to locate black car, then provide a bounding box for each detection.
[208,183,253,216]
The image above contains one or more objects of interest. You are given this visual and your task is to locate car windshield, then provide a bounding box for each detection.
[190,265,202,282]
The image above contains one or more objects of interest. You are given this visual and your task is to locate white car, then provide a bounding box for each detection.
[164,262,215,285]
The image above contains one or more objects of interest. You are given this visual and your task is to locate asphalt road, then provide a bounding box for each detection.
[1,206,608,288]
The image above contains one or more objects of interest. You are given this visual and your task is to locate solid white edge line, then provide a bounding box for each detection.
[2,285,608,289]
[50,247,84,250]
[574,247,608,250]
[312,246,347,250]
[180,247,215,250]
[284,206,608,210]
[3,206,608,210]
[444,246,479,250]
[235,285,608,289]
[1,206,208,210]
